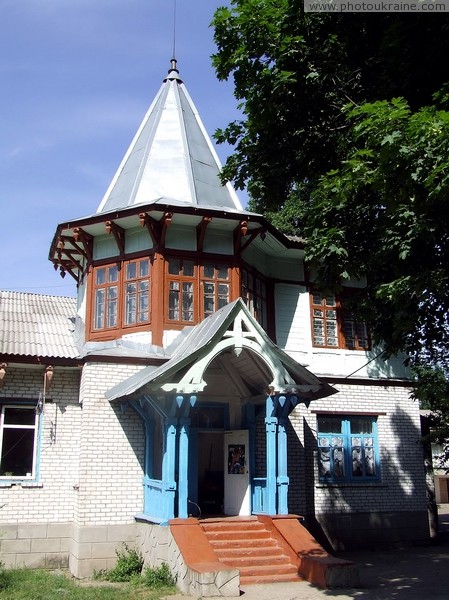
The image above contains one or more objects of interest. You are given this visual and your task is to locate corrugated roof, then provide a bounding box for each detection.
[96,60,243,214]
[0,291,79,360]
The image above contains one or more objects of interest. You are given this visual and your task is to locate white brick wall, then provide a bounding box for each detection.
[76,362,146,526]
[0,365,81,523]
[289,382,427,516]
[0,362,147,528]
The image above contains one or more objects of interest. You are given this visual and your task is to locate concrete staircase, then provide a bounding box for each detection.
[169,515,359,596]
[200,517,302,585]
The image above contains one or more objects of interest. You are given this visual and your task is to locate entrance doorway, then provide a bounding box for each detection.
[224,430,250,516]
[197,431,224,515]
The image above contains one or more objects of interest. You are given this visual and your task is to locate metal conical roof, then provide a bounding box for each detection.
[96,59,243,214]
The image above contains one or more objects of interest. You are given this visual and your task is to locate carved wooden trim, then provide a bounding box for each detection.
[105,220,125,256]
[196,216,212,252]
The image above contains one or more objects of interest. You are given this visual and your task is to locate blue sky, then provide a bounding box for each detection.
[0,0,243,297]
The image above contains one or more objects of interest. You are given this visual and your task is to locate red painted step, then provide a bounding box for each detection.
[200,517,303,585]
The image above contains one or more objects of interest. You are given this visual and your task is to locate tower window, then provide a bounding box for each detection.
[91,258,151,334]
[165,259,231,324]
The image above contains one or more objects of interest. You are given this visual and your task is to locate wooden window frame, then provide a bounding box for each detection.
[88,256,152,340]
[165,258,197,325]
[241,266,268,329]
[123,258,152,328]
[201,262,231,319]
[310,291,370,351]
[164,257,236,327]
[317,414,380,483]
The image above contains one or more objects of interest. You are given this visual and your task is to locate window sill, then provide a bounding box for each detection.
[316,481,386,488]
[0,481,43,488]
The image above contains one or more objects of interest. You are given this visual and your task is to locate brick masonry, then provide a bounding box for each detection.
[0,363,431,572]
[288,382,429,549]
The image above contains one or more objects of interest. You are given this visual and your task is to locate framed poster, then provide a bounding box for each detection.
[228,445,246,474]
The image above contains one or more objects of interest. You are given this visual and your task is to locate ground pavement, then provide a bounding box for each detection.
[166,506,449,600]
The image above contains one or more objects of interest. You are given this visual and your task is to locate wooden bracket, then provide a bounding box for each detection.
[105,220,125,256]
[159,212,173,249]
[196,216,212,252]
[233,220,248,255]
[72,227,93,262]
[240,227,266,254]
[139,212,159,246]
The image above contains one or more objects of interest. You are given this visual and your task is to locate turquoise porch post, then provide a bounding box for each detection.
[177,394,196,518]
[265,395,278,515]
[163,416,177,520]
[277,412,289,515]
[178,416,189,518]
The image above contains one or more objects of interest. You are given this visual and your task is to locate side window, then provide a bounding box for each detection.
[91,259,151,334]
[241,268,267,329]
[317,415,379,483]
[165,260,232,323]
[202,263,230,318]
[124,259,151,326]
[167,258,195,323]
[310,292,370,350]
[0,405,39,479]
[93,265,119,330]
[311,292,338,348]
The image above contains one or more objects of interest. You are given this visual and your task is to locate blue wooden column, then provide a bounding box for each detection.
[162,416,177,520]
[265,395,278,515]
[178,416,190,518]
[277,412,289,515]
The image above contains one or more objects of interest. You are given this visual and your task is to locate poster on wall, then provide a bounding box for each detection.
[228,445,246,474]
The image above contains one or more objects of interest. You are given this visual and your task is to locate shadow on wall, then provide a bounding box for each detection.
[301,406,429,551]
[366,349,410,380]
[112,401,145,472]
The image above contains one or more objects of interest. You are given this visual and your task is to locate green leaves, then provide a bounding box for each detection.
[212,5,449,368]
[303,93,449,363]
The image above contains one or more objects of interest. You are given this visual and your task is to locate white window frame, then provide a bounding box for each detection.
[0,404,39,480]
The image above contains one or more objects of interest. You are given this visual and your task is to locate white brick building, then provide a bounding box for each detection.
[0,59,429,589]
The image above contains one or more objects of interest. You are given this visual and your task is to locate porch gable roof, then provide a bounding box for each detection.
[106,299,336,402]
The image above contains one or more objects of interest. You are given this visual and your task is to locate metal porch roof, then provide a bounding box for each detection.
[106,299,335,402]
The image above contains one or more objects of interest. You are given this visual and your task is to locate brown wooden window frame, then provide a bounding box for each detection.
[310,291,370,351]
[241,266,267,329]
[201,262,231,318]
[89,257,152,338]
[123,258,152,328]
[164,257,233,326]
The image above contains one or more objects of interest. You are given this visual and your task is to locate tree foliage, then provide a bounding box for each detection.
[212,4,449,209]
[212,4,449,369]
[306,94,449,364]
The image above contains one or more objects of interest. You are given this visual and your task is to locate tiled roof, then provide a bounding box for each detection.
[0,291,79,360]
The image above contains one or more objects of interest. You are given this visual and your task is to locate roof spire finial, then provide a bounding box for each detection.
[165,57,181,82]
[172,0,177,61]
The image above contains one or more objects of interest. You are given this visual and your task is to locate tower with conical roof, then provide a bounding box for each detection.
[50,59,297,350]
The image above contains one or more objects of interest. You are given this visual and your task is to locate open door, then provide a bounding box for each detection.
[224,430,250,515]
